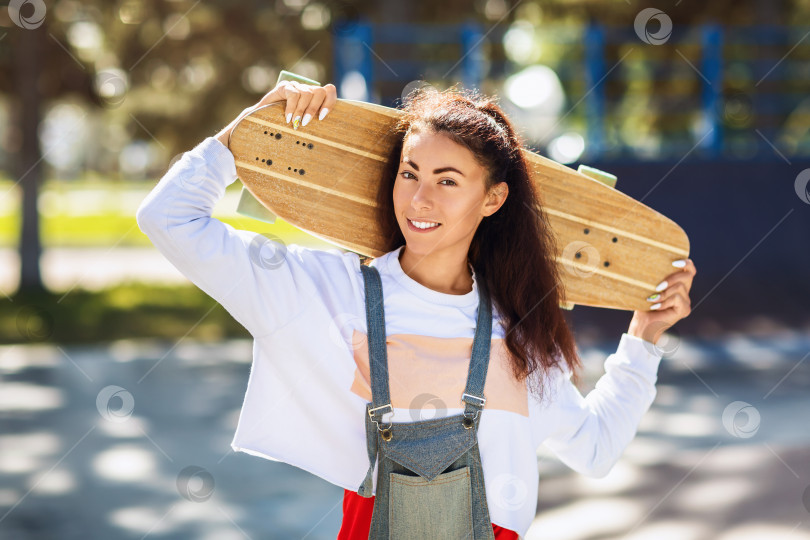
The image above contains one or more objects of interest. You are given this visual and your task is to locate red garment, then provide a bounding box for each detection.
[339,488,520,539]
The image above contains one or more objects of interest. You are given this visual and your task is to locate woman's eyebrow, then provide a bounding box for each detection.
[402,158,465,177]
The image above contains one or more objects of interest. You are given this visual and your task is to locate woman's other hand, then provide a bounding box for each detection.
[215,81,337,147]
[627,258,697,346]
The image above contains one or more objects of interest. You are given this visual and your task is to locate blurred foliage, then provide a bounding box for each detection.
[1,283,251,345]
[0,0,803,169]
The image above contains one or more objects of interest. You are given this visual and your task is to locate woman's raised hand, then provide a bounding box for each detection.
[254,80,337,129]
[215,80,337,147]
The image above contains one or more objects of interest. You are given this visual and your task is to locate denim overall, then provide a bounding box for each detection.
[356,264,497,540]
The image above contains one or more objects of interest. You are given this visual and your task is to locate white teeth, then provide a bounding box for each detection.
[410,219,439,229]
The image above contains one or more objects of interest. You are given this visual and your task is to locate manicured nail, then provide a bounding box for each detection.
[293,116,301,130]
[647,293,660,302]
[318,108,329,120]
[655,280,668,292]
[286,113,292,124]
[650,303,661,310]
[302,113,312,127]
[672,260,687,268]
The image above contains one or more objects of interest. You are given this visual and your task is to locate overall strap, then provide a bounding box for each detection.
[461,276,492,420]
[357,263,390,497]
[359,264,393,425]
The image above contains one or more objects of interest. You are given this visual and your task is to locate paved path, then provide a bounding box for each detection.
[1,337,808,539]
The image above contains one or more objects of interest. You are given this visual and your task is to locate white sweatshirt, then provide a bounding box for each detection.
[136,136,663,537]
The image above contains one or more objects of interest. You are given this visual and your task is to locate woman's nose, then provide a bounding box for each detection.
[410,183,433,209]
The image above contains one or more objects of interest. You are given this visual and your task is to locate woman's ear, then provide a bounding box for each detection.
[483,182,508,217]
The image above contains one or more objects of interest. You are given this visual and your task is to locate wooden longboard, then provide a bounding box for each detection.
[228,99,689,312]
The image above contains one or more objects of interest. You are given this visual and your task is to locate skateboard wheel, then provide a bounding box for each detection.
[577,165,617,189]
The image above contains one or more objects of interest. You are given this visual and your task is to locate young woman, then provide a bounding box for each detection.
[137,80,696,539]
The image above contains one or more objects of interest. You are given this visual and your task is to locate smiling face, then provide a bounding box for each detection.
[392,128,507,261]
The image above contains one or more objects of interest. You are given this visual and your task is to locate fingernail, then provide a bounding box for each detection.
[318,108,329,121]
[286,113,292,124]
[293,116,301,130]
[672,260,687,268]
[302,113,312,127]
[647,293,660,302]
[655,280,668,292]
[650,303,661,310]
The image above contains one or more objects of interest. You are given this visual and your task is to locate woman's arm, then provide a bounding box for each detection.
[136,82,337,338]
[541,333,663,478]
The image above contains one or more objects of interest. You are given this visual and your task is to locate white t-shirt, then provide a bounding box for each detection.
[136,136,663,537]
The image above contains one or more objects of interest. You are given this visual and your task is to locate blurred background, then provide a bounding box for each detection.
[1,0,809,539]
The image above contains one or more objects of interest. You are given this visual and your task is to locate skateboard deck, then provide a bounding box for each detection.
[228,99,689,312]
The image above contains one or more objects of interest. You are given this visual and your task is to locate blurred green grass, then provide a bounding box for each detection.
[0,179,314,247]
[0,178,333,344]
[1,283,252,345]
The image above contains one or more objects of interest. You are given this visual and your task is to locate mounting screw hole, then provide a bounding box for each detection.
[583,228,590,234]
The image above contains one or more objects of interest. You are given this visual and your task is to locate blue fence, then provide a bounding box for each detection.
[333,21,810,163]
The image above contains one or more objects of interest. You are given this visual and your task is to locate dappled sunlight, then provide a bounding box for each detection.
[527,498,643,539]
[0,383,64,412]
[92,444,157,483]
[622,520,711,540]
[24,468,76,496]
[573,461,642,495]
[672,476,757,514]
[717,524,810,540]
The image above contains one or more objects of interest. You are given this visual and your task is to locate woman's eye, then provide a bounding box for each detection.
[400,171,416,180]
[440,179,456,186]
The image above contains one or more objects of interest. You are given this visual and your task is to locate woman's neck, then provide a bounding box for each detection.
[398,246,473,295]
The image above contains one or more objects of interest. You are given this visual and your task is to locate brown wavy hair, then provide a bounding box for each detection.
[366,86,582,403]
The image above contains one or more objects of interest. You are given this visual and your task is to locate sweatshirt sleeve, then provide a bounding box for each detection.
[135,136,361,339]
[540,333,663,478]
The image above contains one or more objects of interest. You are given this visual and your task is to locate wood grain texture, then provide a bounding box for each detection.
[229,99,690,312]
